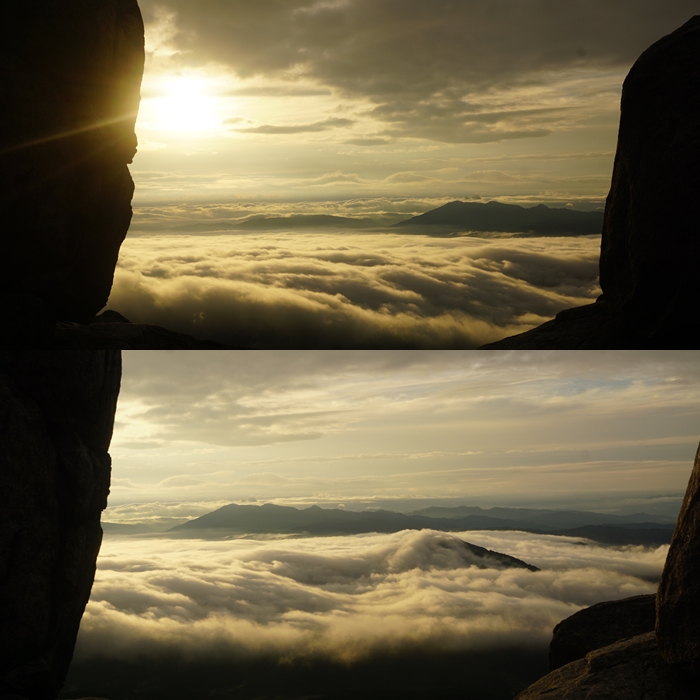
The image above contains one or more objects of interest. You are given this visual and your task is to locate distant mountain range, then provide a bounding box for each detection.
[132,200,603,235]
[158,503,675,546]
[393,200,604,235]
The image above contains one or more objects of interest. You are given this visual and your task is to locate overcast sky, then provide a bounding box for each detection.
[129,0,698,206]
[107,350,700,520]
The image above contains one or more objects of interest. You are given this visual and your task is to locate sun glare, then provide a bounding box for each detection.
[139,75,225,135]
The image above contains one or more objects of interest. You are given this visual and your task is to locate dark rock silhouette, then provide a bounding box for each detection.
[656,443,700,674]
[515,438,700,698]
[548,595,656,670]
[0,1,144,324]
[0,350,121,700]
[56,311,235,349]
[598,16,700,343]
[483,16,700,350]
[0,2,234,349]
[516,633,696,699]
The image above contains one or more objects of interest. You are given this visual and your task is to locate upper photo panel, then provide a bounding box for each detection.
[2,1,698,348]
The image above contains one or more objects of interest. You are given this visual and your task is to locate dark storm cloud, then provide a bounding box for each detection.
[138,0,697,142]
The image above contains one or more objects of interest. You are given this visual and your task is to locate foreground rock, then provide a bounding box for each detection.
[0,302,233,349]
[548,594,656,670]
[57,311,235,349]
[0,1,144,323]
[484,15,700,350]
[480,300,646,349]
[516,633,696,700]
[0,350,121,699]
[656,444,700,674]
[598,15,700,343]
[515,437,700,698]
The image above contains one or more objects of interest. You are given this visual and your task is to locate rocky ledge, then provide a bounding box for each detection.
[1,299,233,349]
[515,442,700,698]
[517,633,696,700]
[57,311,234,349]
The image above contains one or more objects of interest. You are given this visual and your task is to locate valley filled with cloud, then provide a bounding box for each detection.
[108,228,600,347]
[62,528,665,699]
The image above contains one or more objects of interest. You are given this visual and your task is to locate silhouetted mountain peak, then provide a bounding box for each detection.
[394,200,603,235]
[166,502,675,546]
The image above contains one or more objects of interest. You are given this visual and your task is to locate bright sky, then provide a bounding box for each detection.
[130,0,698,206]
[107,351,700,519]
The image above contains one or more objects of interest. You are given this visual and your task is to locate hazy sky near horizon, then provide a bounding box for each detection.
[130,0,697,205]
[107,350,700,520]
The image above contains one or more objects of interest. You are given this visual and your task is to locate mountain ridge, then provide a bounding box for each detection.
[394,200,604,235]
[153,502,675,545]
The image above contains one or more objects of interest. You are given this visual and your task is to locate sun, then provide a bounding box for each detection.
[139,74,224,135]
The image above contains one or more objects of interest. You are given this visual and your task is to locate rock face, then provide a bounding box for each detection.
[0,350,121,700]
[515,438,700,698]
[548,594,656,670]
[598,15,700,344]
[483,15,700,350]
[656,443,700,674]
[480,300,641,350]
[516,633,696,700]
[0,1,144,324]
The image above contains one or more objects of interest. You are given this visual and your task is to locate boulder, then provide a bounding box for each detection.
[656,443,700,674]
[483,15,700,350]
[548,594,656,670]
[516,633,696,700]
[0,1,144,323]
[0,350,121,700]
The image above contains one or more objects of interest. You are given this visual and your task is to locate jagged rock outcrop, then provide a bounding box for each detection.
[548,594,656,670]
[0,1,144,324]
[0,350,121,700]
[516,633,696,700]
[656,443,700,674]
[514,438,700,698]
[483,15,700,350]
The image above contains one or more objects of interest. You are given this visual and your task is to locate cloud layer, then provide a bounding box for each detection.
[108,230,601,348]
[75,529,664,666]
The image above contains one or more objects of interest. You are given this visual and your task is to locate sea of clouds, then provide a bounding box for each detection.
[107,230,600,348]
[75,529,664,665]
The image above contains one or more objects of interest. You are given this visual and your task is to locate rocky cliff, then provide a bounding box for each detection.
[0,1,144,325]
[515,442,700,698]
[483,15,700,350]
[0,350,121,700]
